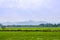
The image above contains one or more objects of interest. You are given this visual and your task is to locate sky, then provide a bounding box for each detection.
[0,0,60,23]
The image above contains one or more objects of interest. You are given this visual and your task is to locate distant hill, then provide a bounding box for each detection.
[1,21,47,25]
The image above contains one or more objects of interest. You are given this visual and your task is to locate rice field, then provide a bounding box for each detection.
[0,32,60,40]
[0,27,60,40]
[0,27,60,30]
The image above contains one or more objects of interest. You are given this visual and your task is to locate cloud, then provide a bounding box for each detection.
[0,0,53,9]
[0,0,60,23]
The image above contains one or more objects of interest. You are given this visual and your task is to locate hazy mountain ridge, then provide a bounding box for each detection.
[1,21,47,25]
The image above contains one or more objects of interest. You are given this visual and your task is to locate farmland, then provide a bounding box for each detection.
[0,27,60,40]
[0,32,60,40]
[0,27,60,30]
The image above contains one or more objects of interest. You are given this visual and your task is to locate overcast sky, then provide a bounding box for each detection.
[0,0,60,23]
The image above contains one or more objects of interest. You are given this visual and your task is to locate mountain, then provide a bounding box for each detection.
[1,21,47,25]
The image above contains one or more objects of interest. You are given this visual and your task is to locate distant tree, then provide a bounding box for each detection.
[39,24,45,27]
[0,24,2,27]
[57,24,60,27]
[53,24,57,27]
[39,23,54,27]
[0,24,6,30]
[1,25,6,30]
[45,23,53,27]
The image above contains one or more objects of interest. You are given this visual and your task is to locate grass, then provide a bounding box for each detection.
[1,27,60,30]
[0,32,60,40]
[0,27,60,40]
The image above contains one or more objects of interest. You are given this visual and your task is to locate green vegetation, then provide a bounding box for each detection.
[0,23,60,40]
[0,27,60,30]
[0,32,60,40]
[0,27,60,40]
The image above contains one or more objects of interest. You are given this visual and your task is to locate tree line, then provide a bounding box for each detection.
[0,23,60,30]
[39,23,60,27]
